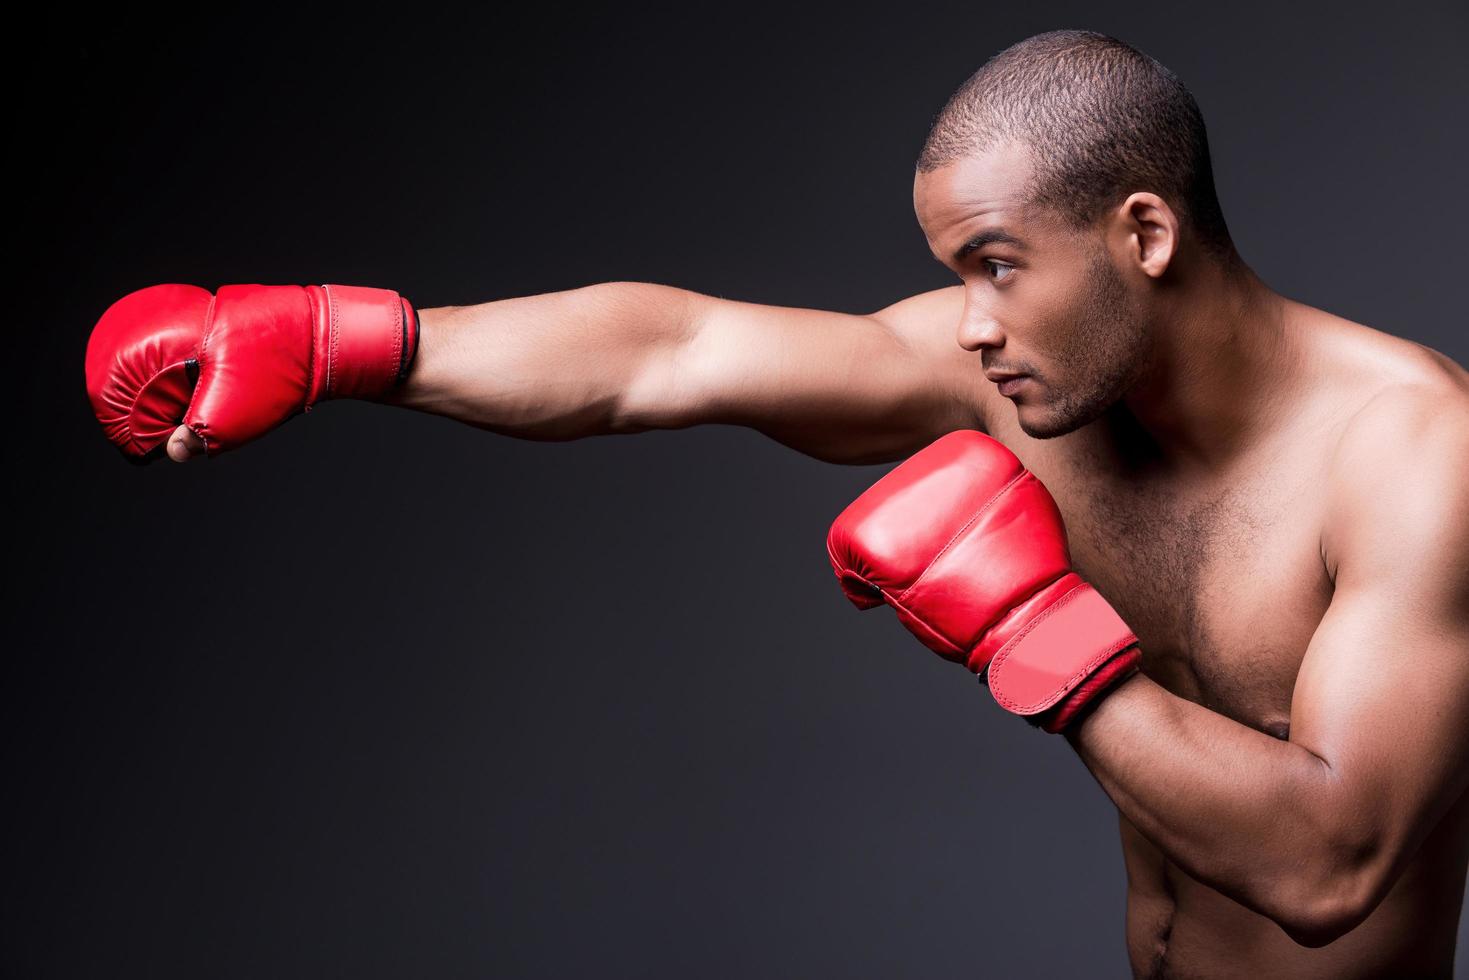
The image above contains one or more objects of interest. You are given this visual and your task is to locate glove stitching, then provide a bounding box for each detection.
[827,528,965,656]
[989,584,1138,713]
[988,581,1087,709]
[1043,649,1142,733]
[391,294,404,382]
[322,283,338,401]
[881,590,969,660]
[996,632,1136,714]
[894,467,1028,604]
[184,291,221,455]
[304,286,319,411]
[960,572,1071,672]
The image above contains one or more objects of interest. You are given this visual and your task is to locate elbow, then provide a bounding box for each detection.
[1277,900,1368,949]
[1260,772,1389,948]
[1269,868,1378,949]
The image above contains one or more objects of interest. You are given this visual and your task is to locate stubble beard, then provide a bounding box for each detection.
[1016,250,1153,441]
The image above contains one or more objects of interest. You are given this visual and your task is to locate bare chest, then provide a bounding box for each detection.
[1000,431,1337,737]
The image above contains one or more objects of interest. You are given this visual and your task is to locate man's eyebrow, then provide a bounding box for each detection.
[949,228,1026,263]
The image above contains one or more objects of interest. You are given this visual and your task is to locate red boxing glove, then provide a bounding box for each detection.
[85,283,418,459]
[826,430,1141,733]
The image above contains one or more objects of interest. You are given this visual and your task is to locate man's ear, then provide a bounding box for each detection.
[1113,192,1179,279]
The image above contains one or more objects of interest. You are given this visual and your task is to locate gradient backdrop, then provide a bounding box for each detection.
[11,1,1468,976]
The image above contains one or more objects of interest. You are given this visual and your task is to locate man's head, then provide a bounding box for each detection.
[914,30,1239,440]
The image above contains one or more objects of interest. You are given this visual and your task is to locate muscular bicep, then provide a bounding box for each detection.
[623,285,990,464]
[1289,386,1469,906]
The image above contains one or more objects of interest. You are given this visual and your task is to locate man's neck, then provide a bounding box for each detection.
[1110,257,1298,475]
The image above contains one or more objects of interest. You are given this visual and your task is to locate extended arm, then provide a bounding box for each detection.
[391,281,986,463]
[137,280,989,464]
[1068,386,1469,947]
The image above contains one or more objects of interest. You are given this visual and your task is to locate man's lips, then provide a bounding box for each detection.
[986,370,1029,394]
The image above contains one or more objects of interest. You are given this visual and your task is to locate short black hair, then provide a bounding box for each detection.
[919,30,1237,262]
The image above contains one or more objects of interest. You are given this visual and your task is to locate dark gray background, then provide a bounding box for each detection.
[11,1,1467,976]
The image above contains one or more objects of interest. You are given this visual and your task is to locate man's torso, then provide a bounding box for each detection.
[979,299,1469,977]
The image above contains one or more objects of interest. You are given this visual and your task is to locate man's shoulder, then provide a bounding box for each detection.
[869,284,964,327]
[869,285,999,433]
[1335,373,1469,454]
[1298,302,1467,401]
[1319,369,1469,582]
[1294,300,1466,462]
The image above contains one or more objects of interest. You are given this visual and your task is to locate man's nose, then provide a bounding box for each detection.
[957,295,1004,352]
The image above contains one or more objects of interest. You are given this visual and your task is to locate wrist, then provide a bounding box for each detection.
[380,305,447,409]
[1062,663,1148,744]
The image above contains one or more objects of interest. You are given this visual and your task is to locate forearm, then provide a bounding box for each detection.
[1068,673,1368,943]
[386,281,693,439]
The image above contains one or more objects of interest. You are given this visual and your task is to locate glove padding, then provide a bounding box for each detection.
[85,282,417,459]
[826,429,1141,733]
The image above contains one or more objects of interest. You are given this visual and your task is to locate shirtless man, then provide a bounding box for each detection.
[85,30,1468,978]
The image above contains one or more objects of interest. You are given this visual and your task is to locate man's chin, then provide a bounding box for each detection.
[1014,400,1093,440]
[1017,416,1072,440]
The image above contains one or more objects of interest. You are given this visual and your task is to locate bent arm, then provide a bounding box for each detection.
[1069,386,1469,949]
[1068,674,1356,947]
[391,281,987,464]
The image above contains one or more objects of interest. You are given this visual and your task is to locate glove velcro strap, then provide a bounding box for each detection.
[1040,646,1142,733]
[306,284,417,402]
[985,582,1138,717]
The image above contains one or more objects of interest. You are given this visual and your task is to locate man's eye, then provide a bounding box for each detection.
[984,260,1014,283]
